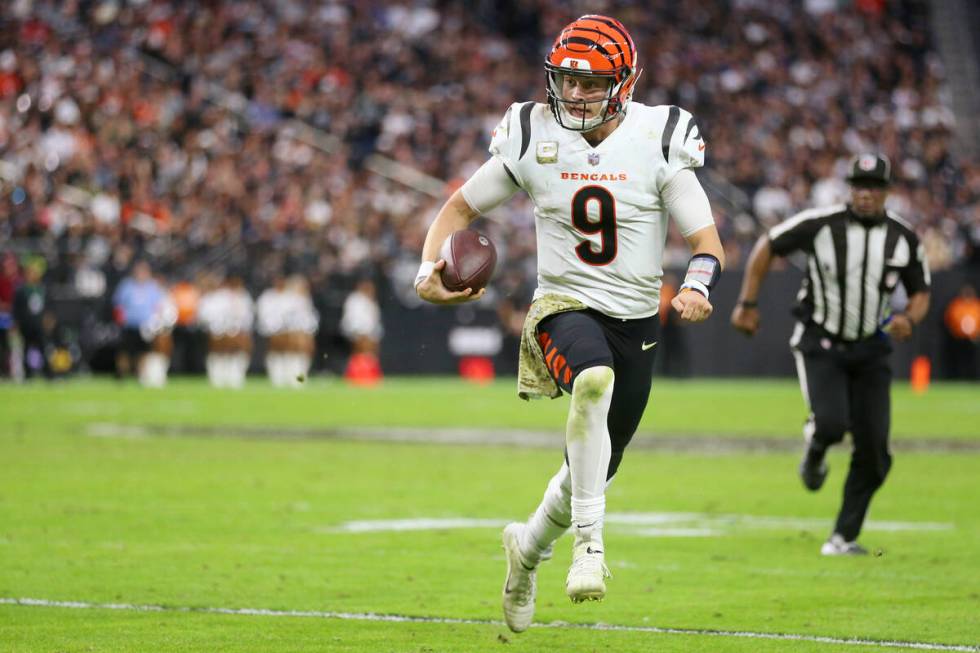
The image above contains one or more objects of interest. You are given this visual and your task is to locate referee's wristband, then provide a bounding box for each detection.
[414,261,435,289]
[738,299,758,309]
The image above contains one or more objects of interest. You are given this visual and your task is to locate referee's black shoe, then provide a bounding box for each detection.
[798,443,828,491]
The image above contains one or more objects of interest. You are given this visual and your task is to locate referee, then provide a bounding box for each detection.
[731,153,931,556]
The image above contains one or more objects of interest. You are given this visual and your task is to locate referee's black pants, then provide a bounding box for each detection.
[793,327,893,541]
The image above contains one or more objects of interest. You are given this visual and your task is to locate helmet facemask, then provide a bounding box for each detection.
[546,68,626,132]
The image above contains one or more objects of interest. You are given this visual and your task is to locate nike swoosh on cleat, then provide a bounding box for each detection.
[641,341,657,351]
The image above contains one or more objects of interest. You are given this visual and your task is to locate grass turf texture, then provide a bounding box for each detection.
[1,378,978,652]
[1,376,977,439]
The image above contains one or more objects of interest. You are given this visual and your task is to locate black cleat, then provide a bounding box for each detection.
[798,448,828,491]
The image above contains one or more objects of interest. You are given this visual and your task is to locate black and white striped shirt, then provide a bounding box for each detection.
[768,204,931,341]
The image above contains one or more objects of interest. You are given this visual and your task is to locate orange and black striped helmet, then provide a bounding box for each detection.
[545,15,642,132]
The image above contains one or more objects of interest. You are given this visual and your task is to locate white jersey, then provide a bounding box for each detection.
[140,294,178,341]
[256,288,319,336]
[198,288,255,336]
[340,290,383,341]
[489,101,711,318]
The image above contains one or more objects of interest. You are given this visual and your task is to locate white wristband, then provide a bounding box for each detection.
[679,279,709,299]
[414,261,435,288]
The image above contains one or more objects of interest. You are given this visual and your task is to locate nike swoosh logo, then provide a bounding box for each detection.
[641,341,657,351]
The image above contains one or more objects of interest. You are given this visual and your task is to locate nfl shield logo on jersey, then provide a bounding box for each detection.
[588,152,600,166]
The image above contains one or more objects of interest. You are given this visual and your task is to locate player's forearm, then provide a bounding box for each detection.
[685,225,726,269]
[737,236,773,303]
[904,291,930,325]
[421,190,479,262]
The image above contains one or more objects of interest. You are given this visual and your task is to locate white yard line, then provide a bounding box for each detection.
[321,514,953,536]
[2,597,976,652]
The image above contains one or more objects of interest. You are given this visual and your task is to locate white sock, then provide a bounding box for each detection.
[278,353,291,386]
[566,365,614,549]
[157,354,170,386]
[266,353,282,386]
[230,352,248,388]
[292,353,310,386]
[219,354,235,388]
[285,353,302,387]
[239,353,250,386]
[218,354,235,388]
[206,353,221,387]
[137,355,150,386]
[571,497,606,549]
[520,462,572,566]
[140,353,168,387]
[280,353,294,386]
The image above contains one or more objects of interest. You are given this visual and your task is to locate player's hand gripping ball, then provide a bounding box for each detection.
[439,230,497,292]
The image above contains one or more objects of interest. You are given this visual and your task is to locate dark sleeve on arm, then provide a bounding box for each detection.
[768,218,819,257]
[899,231,930,294]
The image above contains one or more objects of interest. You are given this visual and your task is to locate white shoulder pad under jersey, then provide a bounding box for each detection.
[487,101,711,319]
[656,105,705,189]
[488,101,535,188]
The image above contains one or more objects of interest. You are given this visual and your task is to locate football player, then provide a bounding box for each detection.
[415,15,725,632]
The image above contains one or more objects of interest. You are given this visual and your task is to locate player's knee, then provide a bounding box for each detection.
[572,366,614,404]
[877,455,892,485]
[812,415,847,443]
[855,449,892,486]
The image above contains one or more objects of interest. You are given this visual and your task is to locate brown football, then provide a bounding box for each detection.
[439,229,497,292]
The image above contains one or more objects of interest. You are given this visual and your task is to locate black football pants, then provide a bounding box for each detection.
[795,333,893,541]
[537,309,660,480]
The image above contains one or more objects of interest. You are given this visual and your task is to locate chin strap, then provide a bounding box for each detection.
[680,253,721,299]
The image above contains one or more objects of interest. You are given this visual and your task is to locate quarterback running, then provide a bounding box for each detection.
[415,15,725,632]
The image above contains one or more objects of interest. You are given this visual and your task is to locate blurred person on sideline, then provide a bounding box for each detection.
[169,276,203,375]
[0,253,21,377]
[138,274,178,388]
[12,257,49,379]
[732,154,931,556]
[340,278,383,357]
[257,274,319,387]
[197,273,254,389]
[112,260,168,384]
[942,283,979,379]
[414,15,724,630]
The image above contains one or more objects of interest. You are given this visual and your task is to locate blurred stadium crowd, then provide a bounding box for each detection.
[0,0,978,380]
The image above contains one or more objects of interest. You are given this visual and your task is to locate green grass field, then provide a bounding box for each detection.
[1,378,978,652]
